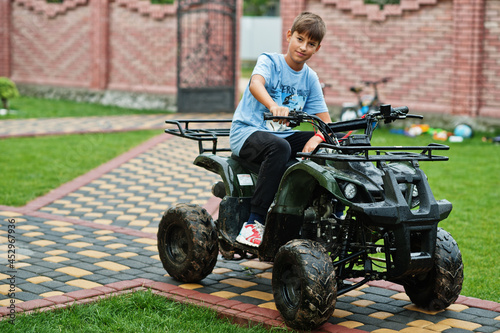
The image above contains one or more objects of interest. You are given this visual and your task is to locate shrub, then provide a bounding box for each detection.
[0,77,20,112]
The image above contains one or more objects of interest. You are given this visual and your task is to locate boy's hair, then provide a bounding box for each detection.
[290,12,326,44]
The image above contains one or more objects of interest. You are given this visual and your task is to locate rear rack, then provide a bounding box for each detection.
[165,119,232,154]
[298,143,449,163]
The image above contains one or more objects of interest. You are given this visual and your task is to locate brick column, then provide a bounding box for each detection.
[90,0,109,90]
[452,0,485,116]
[280,0,306,52]
[0,0,11,77]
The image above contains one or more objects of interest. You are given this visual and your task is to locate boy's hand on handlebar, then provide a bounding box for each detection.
[269,105,290,125]
[302,135,324,155]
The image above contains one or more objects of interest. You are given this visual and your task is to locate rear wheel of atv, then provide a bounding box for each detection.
[157,203,218,283]
[403,228,463,311]
[272,239,337,330]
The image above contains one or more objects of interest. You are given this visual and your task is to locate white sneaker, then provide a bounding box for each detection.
[236,221,264,247]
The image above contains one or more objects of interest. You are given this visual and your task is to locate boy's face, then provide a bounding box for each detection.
[285,30,321,71]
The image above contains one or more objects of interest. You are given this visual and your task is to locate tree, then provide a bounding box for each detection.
[0,77,20,114]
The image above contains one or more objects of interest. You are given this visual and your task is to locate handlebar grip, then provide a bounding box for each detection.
[329,118,369,133]
[393,106,409,114]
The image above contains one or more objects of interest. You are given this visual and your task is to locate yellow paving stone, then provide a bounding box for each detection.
[14,263,30,268]
[95,261,130,271]
[40,291,65,298]
[351,299,375,307]
[65,204,82,209]
[52,227,75,233]
[0,299,22,306]
[53,199,72,205]
[84,213,104,218]
[77,250,110,259]
[256,272,272,279]
[446,303,469,312]
[27,276,53,284]
[0,211,22,217]
[45,249,68,256]
[63,234,84,240]
[240,260,273,270]
[438,319,482,331]
[390,292,411,301]
[143,245,157,252]
[93,219,113,225]
[495,315,500,321]
[117,215,137,221]
[338,321,364,329]
[30,240,56,247]
[17,225,39,230]
[133,238,157,245]
[44,220,72,227]
[105,243,127,249]
[76,197,95,202]
[372,330,399,333]
[404,304,443,315]
[66,279,102,289]
[96,236,117,241]
[0,273,9,280]
[127,207,147,214]
[179,284,203,290]
[213,268,232,274]
[139,213,159,218]
[67,242,93,248]
[141,227,157,234]
[220,278,257,289]
[23,232,44,237]
[128,220,150,227]
[210,291,239,299]
[43,256,70,263]
[150,254,160,261]
[0,285,22,295]
[56,267,93,277]
[408,320,433,328]
[74,208,93,213]
[425,323,451,332]
[332,309,353,318]
[344,289,365,297]
[258,302,277,310]
[127,196,146,202]
[369,311,394,320]
[116,252,138,258]
[241,290,274,301]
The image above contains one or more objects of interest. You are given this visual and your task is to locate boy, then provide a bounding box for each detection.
[229,12,332,247]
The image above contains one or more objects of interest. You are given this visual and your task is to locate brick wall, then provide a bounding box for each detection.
[281,0,500,118]
[2,0,177,95]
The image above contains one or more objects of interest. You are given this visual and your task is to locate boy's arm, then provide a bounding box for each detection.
[302,111,332,153]
[250,74,289,123]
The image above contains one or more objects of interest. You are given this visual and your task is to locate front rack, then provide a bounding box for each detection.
[165,119,232,154]
[298,143,449,163]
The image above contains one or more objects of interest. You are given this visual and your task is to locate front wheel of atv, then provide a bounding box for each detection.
[403,228,463,311]
[157,203,218,283]
[272,239,337,331]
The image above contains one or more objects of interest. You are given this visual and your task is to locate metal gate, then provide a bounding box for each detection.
[177,0,237,113]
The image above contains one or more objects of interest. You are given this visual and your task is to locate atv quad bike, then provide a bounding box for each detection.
[158,105,463,330]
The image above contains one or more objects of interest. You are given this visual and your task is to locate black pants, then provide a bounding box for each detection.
[239,131,315,217]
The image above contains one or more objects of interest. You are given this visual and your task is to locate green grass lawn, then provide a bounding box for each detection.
[0,290,282,333]
[3,96,172,119]
[0,130,160,206]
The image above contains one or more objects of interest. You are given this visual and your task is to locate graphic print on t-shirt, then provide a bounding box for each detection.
[266,82,308,132]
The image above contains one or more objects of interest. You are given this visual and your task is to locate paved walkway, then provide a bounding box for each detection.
[0,115,499,332]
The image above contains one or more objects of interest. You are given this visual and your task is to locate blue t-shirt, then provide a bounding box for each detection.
[230,53,328,156]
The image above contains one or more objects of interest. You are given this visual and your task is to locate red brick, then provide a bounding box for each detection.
[64,288,104,301]
[246,306,281,320]
[43,295,74,305]
[15,299,55,311]
[105,280,146,291]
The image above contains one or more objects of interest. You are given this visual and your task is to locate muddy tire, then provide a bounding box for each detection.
[403,228,463,311]
[272,239,337,330]
[157,203,218,283]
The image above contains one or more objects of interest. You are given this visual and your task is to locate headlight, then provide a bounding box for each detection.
[343,183,357,200]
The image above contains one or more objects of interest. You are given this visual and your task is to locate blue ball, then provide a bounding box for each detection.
[454,124,473,138]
